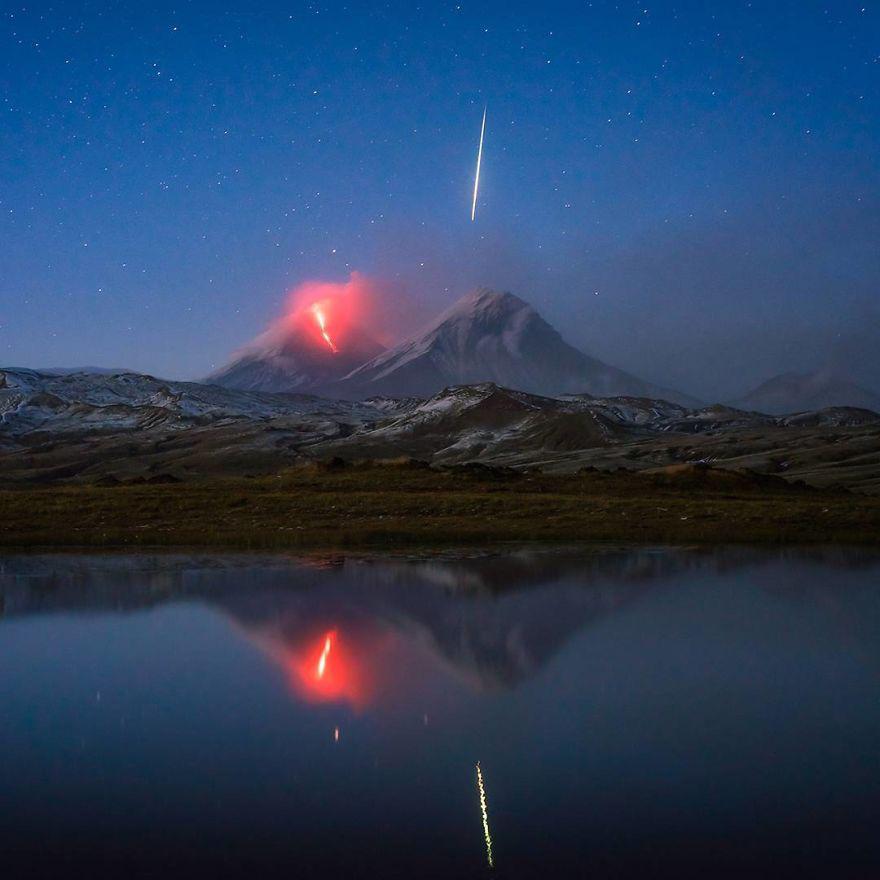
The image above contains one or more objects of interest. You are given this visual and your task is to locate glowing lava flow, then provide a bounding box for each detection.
[476,761,494,869]
[316,632,334,679]
[311,304,338,352]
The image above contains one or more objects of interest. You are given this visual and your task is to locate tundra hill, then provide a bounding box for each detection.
[324,383,623,464]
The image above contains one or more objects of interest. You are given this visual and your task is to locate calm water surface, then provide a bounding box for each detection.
[2,547,880,878]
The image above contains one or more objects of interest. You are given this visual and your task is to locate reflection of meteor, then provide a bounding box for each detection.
[311,304,338,352]
[470,106,487,222]
[316,632,333,679]
[476,761,494,869]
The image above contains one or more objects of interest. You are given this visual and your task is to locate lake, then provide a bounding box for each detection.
[2,547,880,878]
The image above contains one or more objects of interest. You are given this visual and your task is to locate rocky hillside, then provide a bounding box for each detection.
[1,368,878,492]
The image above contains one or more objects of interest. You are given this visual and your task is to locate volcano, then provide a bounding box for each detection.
[208,303,384,393]
[332,288,699,404]
[729,369,880,415]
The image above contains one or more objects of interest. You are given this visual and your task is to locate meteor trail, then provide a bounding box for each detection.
[470,106,487,222]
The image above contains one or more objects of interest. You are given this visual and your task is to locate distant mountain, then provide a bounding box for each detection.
[208,309,384,393]
[730,370,880,415]
[324,383,622,465]
[40,366,133,376]
[332,288,700,405]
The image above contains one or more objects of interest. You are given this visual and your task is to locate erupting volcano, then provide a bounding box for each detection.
[208,274,384,393]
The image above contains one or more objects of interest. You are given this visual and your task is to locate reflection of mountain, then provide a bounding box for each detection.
[3,548,880,694]
[338,551,692,688]
[231,564,651,695]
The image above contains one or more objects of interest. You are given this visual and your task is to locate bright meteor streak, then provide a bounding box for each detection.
[470,106,486,222]
[476,761,494,869]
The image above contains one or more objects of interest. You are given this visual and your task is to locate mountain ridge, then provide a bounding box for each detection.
[1,368,878,491]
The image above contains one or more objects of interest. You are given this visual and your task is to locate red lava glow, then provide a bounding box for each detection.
[277,272,382,354]
[310,303,338,353]
[316,631,334,678]
[236,272,412,365]
[240,618,438,713]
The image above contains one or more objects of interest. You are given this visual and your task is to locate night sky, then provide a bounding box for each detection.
[2,1,878,400]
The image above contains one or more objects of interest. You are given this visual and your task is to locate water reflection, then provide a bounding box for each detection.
[0,546,741,693]
[248,622,385,711]
[476,761,495,869]
[2,546,880,878]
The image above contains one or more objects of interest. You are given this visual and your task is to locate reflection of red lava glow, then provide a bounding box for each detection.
[284,628,371,709]
[310,303,338,353]
[316,631,334,678]
[241,617,430,714]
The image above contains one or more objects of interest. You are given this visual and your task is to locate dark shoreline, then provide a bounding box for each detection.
[1,464,878,550]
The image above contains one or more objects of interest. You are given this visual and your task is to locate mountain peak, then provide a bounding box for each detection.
[332,288,698,404]
[454,287,528,311]
[435,288,534,326]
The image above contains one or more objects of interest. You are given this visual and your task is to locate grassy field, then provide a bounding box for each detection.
[0,462,878,550]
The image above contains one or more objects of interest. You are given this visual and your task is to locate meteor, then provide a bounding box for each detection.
[475,761,494,869]
[470,106,487,222]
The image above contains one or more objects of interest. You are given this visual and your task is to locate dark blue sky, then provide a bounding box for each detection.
[2,0,878,399]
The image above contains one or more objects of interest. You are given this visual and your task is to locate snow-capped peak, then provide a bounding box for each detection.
[331,287,699,405]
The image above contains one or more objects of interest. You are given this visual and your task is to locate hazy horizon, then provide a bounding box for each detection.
[6,272,880,403]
